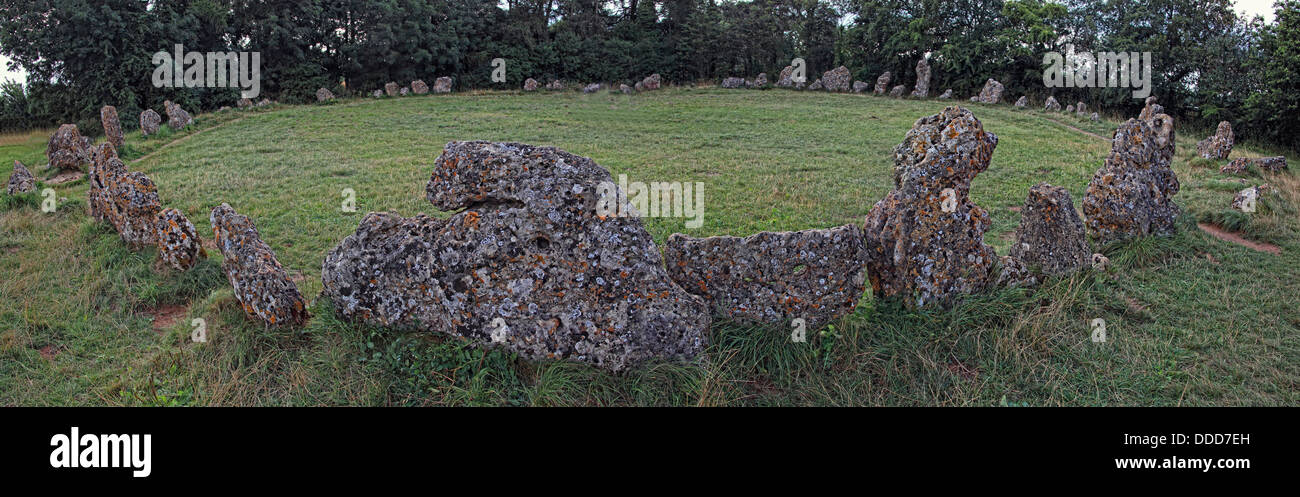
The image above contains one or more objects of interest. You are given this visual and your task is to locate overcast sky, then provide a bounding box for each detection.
[0,0,1282,86]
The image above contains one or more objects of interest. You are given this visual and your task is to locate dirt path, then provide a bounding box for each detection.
[1198,223,1281,255]
[131,116,247,165]
[1041,116,1108,141]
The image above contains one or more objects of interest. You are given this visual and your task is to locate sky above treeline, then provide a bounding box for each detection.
[0,0,1282,86]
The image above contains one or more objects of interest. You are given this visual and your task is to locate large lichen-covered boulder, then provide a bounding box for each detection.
[863,106,999,308]
[888,85,906,98]
[1221,156,1288,175]
[720,77,746,89]
[911,59,931,98]
[663,225,868,331]
[433,76,453,93]
[777,65,797,87]
[1082,114,1181,244]
[977,78,1004,104]
[47,124,91,171]
[640,73,662,90]
[7,160,35,194]
[411,80,429,94]
[210,203,308,327]
[1044,96,1061,112]
[1196,121,1234,159]
[1009,183,1091,276]
[155,208,206,271]
[399,87,409,96]
[822,66,851,92]
[852,81,870,93]
[163,100,192,130]
[101,105,124,149]
[140,109,162,137]
[315,88,335,102]
[384,82,399,97]
[321,141,710,371]
[523,78,539,91]
[1014,96,1028,108]
[874,72,891,94]
[86,143,161,249]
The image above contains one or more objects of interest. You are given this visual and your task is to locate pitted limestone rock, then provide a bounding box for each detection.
[777,66,796,87]
[874,72,891,94]
[862,106,999,308]
[889,85,905,98]
[619,84,632,94]
[1014,96,1028,108]
[1221,156,1288,175]
[163,100,192,129]
[385,82,399,97]
[1075,102,1087,118]
[749,73,769,88]
[237,98,253,108]
[523,78,539,91]
[433,76,453,93]
[808,79,823,91]
[1138,96,1163,121]
[911,59,931,97]
[140,109,162,136]
[411,80,429,94]
[101,105,124,149]
[939,89,953,99]
[320,141,710,371]
[7,160,35,194]
[853,81,870,93]
[641,74,662,90]
[1232,185,1270,212]
[823,66,851,92]
[86,143,160,249]
[662,225,868,331]
[210,203,308,327]
[1010,183,1091,276]
[721,77,746,89]
[399,87,409,96]
[546,80,565,90]
[155,208,206,271]
[316,88,335,102]
[977,79,1004,104]
[1045,96,1061,112]
[995,256,1038,288]
[582,83,602,93]
[1065,104,1074,113]
[47,124,91,171]
[1083,115,1181,244]
[1196,121,1234,159]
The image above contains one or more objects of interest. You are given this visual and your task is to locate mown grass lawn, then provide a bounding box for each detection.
[2,88,1297,406]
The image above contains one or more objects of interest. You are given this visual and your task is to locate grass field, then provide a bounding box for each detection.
[2,88,1297,406]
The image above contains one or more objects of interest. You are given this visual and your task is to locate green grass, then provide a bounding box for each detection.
[2,88,1296,406]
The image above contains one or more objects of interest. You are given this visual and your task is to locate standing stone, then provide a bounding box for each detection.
[1010,183,1091,276]
[155,208,206,271]
[411,80,429,94]
[433,76,453,93]
[634,81,644,91]
[619,84,632,94]
[1221,156,1288,174]
[1232,185,1270,212]
[7,161,35,194]
[257,98,272,107]
[977,78,1004,104]
[1075,102,1087,118]
[938,89,953,99]
[163,100,192,130]
[1090,112,1100,122]
[874,72,891,94]
[399,87,409,96]
[316,88,335,102]
[47,124,91,171]
[720,77,746,89]
[320,141,710,371]
[822,66,851,92]
[237,98,253,109]
[87,143,160,249]
[101,105,124,149]
[385,82,399,97]
[641,74,662,90]
[372,89,384,98]
[995,255,1038,288]
[888,85,905,98]
[1065,104,1075,113]
[523,78,539,91]
[1044,96,1061,112]
[88,144,124,222]
[911,59,931,98]
[852,81,870,93]
[750,73,769,88]
[863,106,999,308]
[1014,96,1028,108]
[663,225,868,331]
[140,109,162,137]
[1082,114,1181,244]
[777,66,797,87]
[582,83,602,93]
[1196,121,1234,159]
[210,203,308,327]
[807,79,824,91]
[1138,96,1164,121]
[546,80,565,90]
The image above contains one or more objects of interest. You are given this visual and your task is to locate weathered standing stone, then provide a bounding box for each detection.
[237,98,253,109]
[862,106,999,308]
[210,203,308,327]
[911,59,931,98]
[749,73,769,88]
[634,81,644,91]
[888,85,905,98]
[1065,104,1075,113]
[385,82,399,97]
[320,141,710,371]
[433,76,453,93]
[163,100,192,130]
[807,78,824,91]
[101,105,124,149]
[852,81,870,93]
[874,72,891,94]
[582,83,602,93]
[256,98,272,107]
[1196,121,1234,159]
[1231,185,1270,212]
[47,124,91,171]
[7,161,35,194]
[155,208,206,271]
[86,143,161,249]
[1014,96,1028,108]
[411,80,429,94]
[1221,156,1288,175]
[619,84,632,94]
[977,78,1004,104]
[663,225,868,331]
[822,66,851,92]
[777,66,796,87]
[1044,96,1061,112]
[995,256,1037,288]
[316,88,335,102]
[140,109,162,137]
[399,87,409,96]
[372,89,384,98]
[1074,102,1087,118]
[720,77,746,89]
[523,78,539,91]
[1082,114,1181,244]
[1009,183,1091,276]
[1090,112,1100,122]
[938,89,953,99]
[1138,96,1164,121]
[641,74,662,90]
[546,80,565,90]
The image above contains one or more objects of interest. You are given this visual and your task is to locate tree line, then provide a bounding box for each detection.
[0,0,1296,148]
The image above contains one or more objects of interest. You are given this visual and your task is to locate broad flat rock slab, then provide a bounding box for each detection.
[663,225,868,331]
[1010,183,1091,275]
[210,203,308,327]
[321,141,709,371]
[1083,114,1181,244]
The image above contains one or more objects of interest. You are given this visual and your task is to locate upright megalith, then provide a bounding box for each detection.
[749,73,769,88]
[1014,96,1028,108]
[1075,102,1087,118]
[663,225,868,331]
[433,76,453,93]
[1196,121,1234,159]
[411,80,429,94]
[523,78,539,91]
[86,143,161,250]
[1009,183,1091,276]
[384,82,399,97]
[140,109,162,137]
[163,100,192,130]
[47,124,91,171]
[977,78,1004,104]
[1082,114,1181,244]
[1044,96,1061,112]
[822,66,852,92]
[155,208,206,271]
[316,88,335,102]
[546,80,565,90]
[1138,96,1163,120]
[938,89,953,99]
[777,66,798,88]
[911,59,931,98]
[101,105,124,149]
[210,203,308,327]
[874,72,891,94]
[640,73,662,90]
[888,85,905,98]
[862,107,999,308]
[7,161,35,194]
[321,141,711,371]
[237,98,253,109]
[852,81,870,93]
